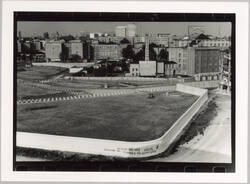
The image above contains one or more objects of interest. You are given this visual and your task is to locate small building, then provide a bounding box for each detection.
[165,61,177,76]
[129,63,140,77]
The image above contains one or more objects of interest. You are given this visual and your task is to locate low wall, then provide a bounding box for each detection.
[17,84,208,158]
[70,76,183,82]
[32,62,94,68]
[186,80,219,89]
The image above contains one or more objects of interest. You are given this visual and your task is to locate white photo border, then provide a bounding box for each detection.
[1,1,248,183]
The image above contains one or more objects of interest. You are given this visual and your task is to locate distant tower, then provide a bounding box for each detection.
[145,34,150,61]
[18,31,22,39]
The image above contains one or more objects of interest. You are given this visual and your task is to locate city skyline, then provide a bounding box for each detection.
[17,22,231,37]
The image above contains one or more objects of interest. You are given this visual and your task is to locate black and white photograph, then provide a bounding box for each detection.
[14,12,234,169]
[1,0,249,183]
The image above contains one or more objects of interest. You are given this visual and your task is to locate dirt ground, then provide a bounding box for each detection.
[149,93,232,163]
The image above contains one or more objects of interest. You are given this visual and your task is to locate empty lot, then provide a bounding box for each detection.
[17,92,197,142]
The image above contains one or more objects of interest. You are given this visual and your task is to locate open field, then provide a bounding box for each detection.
[17,66,67,81]
[17,83,62,98]
[47,78,180,90]
[17,91,197,142]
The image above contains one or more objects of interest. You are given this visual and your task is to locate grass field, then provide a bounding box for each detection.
[17,66,67,81]
[50,79,180,90]
[17,91,197,142]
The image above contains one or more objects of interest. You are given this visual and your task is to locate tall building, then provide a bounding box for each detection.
[69,40,84,58]
[167,47,189,74]
[186,47,220,76]
[45,41,64,62]
[115,26,127,37]
[115,24,137,37]
[126,24,137,37]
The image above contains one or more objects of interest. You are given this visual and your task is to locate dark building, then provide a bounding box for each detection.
[195,48,220,73]
[186,47,220,76]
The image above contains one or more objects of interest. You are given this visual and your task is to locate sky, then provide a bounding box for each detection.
[17,21,231,37]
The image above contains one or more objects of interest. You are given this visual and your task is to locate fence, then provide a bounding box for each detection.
[17,83,208,158]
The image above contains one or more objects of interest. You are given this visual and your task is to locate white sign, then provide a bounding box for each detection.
[139,61,156,76]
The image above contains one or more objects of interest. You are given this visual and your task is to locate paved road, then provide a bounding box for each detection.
[149,93,231,163]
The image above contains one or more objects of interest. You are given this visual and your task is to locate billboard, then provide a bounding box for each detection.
[139,61,156,76]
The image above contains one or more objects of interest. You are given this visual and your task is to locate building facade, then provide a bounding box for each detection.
[126,24,137,37]
[45,41,63,62]
[198,38,231,48]
[129,63,140,77]
[115,26,127,37]
[167,47,189,75]
[93,44,121,60]
[186,47,220,76]
[69,40,84,58]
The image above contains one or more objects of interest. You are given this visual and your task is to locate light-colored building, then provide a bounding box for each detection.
[69,40,84,58]
[93,44,121,60]
[115,26,127,37]
[134,36,145,43]
[167,47,189,74]
[198,38,231,48]
[126,24,137,37]
[45,41,63,62]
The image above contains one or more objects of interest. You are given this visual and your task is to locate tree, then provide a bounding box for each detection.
[59,34,75,42]
[43,32,49,39]
[120,38,130,44]
[69,54,81,62]
[133,48,144,62]
[59,45,69,62]
[122,45,135,59]
[132,44,157,62]
[158,49,168,61]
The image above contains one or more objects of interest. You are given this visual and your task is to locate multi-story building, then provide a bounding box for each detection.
[165,61,177,76]
[167,47,189,74]
[198,38,231,48]
[93,44,121,60]
[68,40,84,58]
[115,24,137,38]
[133,36,145,43]
[186,47,220,79]
[45,40,64,62]
[149,34,169,47]
[126,24,137,37]
[115,26,127,37]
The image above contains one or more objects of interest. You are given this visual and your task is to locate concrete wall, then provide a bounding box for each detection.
[17,84,208,158]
